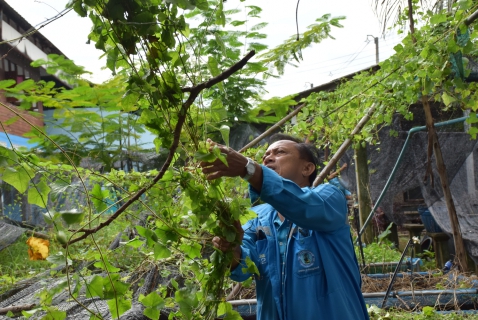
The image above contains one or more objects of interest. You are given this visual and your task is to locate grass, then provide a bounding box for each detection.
[370,308,478,319]
[0,233,56,294]
[0,216,143,296]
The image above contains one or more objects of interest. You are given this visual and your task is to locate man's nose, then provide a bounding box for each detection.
[263,154,274,164]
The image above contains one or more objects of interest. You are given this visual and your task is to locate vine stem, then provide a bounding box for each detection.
[68,50,256,245]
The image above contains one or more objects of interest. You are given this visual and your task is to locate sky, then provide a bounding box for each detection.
[4,0,405,99]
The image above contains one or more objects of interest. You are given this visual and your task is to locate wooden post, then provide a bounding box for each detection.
[355,144,373,243]
[428,232,450,269]
[422,97,468,272]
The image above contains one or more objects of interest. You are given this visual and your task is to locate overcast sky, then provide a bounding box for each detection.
[5,0,404,98]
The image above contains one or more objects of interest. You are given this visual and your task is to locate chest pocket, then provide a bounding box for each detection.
[290,228,323,278]
[255,227,271,278]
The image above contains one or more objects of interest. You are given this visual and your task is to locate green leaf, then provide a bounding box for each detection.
[106,48,119,74]
[43,307,67,320]
[219,125,230,147]
[86,275,104,298]
[0,79,16,89]
[60,210,85,225]
[175,287,198,318]
[3,118,18,127]
[207,56,220,77]
[422,306,435,316]
[2,165,34,193]
[468,126,478,139]
[179,242,201,259]
[215,1,225,26]
[430,13,447,25]
[73,1,87,17]
[377,223,393,244]
[140,292,165,320]
[103,274,130,299]
[194,150,216,162]
[143,306,160,319]
[46,252,72,266]
[442,92,456,106]
[210,99,227,122]
[242,256,259,276]
[154,137,162,153]
[91,184,109,213]
[126,237,144,248]
[195,0,208,10]
[107,297,131,319]
[154,224,180,242]
[21,309,40,318]
[28,178,51,208]
[0,146,18,166]
[218,301,242,319]
[207,56,224,92]
[94,256,121,273]
[153,242,172,259]
[14,79,36,91]
[214,33,227,56]
[136,225,158,247]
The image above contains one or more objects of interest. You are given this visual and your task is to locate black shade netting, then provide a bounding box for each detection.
[337,116,478,263]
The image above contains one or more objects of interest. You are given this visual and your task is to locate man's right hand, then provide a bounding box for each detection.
[212,220,244,270]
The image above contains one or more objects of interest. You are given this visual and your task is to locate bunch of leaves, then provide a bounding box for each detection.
[356,241,403,264]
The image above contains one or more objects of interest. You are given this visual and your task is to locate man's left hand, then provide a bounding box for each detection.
[200,139,248,180]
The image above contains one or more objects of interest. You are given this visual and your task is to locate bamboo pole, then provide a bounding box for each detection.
[238,103,307,153]
[313,103,377,187]
[355,145,373,243]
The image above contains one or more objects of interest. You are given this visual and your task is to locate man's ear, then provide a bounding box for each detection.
[302,162,316,178]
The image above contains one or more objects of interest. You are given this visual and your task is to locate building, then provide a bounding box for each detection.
[0,0,69,223]
[0,0,68,148]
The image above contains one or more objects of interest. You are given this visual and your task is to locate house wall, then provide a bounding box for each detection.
[0,101,42,136]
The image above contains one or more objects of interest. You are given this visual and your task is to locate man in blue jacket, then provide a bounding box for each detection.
[200,134,369,320]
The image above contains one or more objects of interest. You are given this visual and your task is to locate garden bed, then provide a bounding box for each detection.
[228,271,478,316]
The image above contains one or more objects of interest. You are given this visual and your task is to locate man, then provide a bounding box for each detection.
[200,134,369,320]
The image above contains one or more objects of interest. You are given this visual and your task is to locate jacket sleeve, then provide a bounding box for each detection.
[230,219,258,282]
[249,166,348,232]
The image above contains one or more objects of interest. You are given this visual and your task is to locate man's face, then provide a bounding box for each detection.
[262,140,310,186]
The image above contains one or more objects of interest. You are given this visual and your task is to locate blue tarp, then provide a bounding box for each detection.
[0,131,36,149]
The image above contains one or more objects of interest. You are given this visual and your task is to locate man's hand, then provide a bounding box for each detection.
[200,139,248,180]
[212,220,244,270]
[199,139,263,191]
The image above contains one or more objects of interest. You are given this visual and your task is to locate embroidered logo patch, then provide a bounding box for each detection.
[298,250,315,268]
[259,254,266,264]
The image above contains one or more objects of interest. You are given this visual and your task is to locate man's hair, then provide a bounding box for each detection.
[269,133,321,186]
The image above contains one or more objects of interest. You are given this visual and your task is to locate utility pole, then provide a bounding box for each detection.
[367,35,379,65]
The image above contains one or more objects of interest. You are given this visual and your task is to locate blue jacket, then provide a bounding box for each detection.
[231,166,369,320]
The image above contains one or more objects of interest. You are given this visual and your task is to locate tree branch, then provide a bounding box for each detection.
[0,304,36,315]
[181,50,255,93]
[68,50,256,245]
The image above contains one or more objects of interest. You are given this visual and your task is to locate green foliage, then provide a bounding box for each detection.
[259,14,345,76]
[367,305,478,319]
[378,223,393,244]
[5,0,478,319]
[356,242,402,264]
